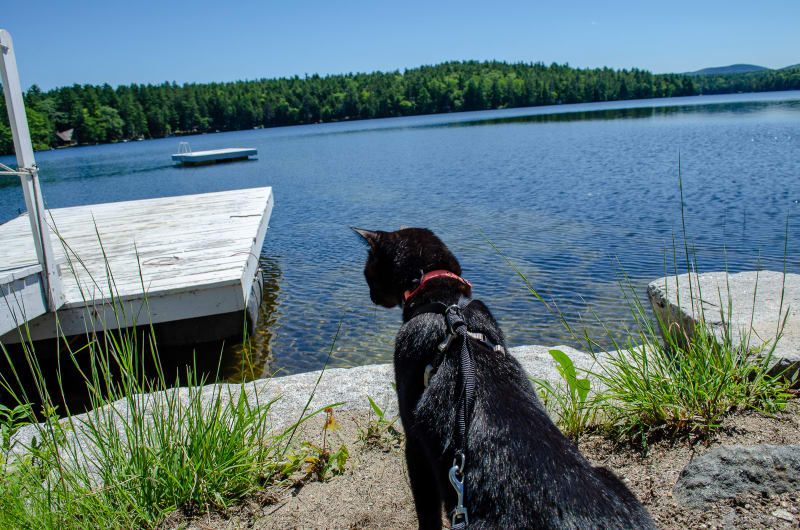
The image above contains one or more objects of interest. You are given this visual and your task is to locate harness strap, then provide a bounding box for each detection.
[413,301,505,391]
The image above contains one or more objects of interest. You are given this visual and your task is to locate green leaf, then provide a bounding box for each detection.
[336,444,349,470]
[549,349,576,380]
[367,396,384,419]
[576,378,591,404]
[549,348,583,402]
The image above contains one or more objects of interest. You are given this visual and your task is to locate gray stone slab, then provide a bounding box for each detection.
[9,343,603,473]
[648,271,800,381]
[673,445,800,508]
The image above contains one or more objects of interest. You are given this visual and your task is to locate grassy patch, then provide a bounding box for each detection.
[0,238,340,528]
[0,322,340,528]
[587,270,793,446]
[514,255,794,447]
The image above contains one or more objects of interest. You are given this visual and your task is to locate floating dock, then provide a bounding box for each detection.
[172,146,258,165]
[0,187,273,344]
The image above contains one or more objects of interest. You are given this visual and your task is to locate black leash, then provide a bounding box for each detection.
[444,303,475,529]
[443,304,476,464]
[409,299,480,528]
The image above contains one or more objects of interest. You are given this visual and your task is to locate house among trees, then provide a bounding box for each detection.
[55,128,75,146]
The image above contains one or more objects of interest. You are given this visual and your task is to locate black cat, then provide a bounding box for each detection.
[353,227,655,530]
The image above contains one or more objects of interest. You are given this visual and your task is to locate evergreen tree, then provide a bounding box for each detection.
[1,61,799,155]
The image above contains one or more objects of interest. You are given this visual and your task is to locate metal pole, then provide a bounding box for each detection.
[0,29,63,310]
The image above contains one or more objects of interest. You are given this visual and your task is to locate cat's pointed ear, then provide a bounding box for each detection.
[351,227,379,247]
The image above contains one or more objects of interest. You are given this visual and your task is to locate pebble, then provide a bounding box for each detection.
[772,509,795,523]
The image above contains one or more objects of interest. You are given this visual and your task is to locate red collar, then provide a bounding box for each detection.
[403,270,472,302]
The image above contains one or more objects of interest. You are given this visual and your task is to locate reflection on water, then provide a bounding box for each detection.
[221,256,282,382]
[439,99,800,128]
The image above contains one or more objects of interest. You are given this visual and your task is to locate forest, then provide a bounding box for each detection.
[2,60,799,155]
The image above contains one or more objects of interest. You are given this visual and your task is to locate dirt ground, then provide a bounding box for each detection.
[164,400,800,530]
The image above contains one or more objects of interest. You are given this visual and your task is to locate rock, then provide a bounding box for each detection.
[647,271,800,383]
[673,445,800,508]
[10,363,399,463]
[10,343,602,473]
[772,509,795,523]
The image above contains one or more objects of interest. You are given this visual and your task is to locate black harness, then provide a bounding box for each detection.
[409,298,506,528]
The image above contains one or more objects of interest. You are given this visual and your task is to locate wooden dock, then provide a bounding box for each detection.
[1,30,273,348]
[172,147,258,165]
[0,187,273,344]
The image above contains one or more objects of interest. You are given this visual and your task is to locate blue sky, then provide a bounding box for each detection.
[3,0,799,91]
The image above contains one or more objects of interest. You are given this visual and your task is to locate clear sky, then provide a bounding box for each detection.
[3,0,799,91]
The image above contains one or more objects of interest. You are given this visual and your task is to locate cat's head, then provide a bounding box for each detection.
[352,227,462,308]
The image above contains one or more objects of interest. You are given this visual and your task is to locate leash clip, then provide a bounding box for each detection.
[423,364,435,387]
[449,453,469,527]
[439,304,463,352]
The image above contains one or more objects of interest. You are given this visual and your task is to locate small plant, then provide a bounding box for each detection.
[359,395,402,450]
[0,403,31,453]
[284,408,349,482]
[532,349,596,441]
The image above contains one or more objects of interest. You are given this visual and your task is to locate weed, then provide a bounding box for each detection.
[0,403,31,453]
[283,408,349,483]
[531,349,597,440]
[359,394,403,451]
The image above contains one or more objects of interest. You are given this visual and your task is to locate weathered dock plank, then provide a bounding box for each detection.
[0,186,273,343]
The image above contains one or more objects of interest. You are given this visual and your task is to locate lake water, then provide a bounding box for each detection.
[2,91,799,380]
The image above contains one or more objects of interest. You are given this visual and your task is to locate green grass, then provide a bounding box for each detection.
[506,246,794,448]
[531,348,596,441]
[585,267,793,445]
[0,232,340,528]
[0,319,342,528]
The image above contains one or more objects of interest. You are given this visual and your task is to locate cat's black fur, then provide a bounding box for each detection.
[353,227,655,530]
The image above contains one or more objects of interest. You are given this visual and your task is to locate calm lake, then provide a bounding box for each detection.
[2,91,799,380]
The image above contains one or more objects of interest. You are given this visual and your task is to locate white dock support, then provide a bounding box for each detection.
[0,29,63,312]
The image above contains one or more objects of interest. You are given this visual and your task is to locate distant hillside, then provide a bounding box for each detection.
[2,60,800,155]
[685,64,769,76]
[782,63,800,71]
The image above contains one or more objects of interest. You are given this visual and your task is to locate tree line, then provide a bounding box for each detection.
[2,61,799,155]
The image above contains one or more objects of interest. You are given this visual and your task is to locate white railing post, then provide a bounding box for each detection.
[0,29,63,310]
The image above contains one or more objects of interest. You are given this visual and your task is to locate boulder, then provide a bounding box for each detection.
[673,445,800,508]
[647,271,800,382]
[10,344,600,472]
